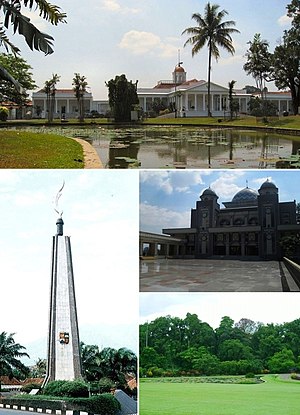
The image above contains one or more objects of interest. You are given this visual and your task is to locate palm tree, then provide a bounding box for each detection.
[43,73,60,122]
[182,2,239,116]
[0,332,29,390]
[0,1,66,56]
[98,347,137,388]
[72,73,88,122]
[0,1,66,97]
[80,342,102,381]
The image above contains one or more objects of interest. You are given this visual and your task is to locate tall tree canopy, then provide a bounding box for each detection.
[243,33,271,99]
[140,314,300,377]
[43,73,60,122]
[0,53,36,104]
[106,74,139,122]
[72,73,88,122]
[182,2,239,116]
[243,1,300,114]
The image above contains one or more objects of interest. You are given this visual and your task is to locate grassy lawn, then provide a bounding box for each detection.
[0,130,84,168]
[143,115,300,130]
[139,375,300,415]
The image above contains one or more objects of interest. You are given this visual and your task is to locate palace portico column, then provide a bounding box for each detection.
[202,94,206,111]
[184,93,188,111]
[194,94,197,111]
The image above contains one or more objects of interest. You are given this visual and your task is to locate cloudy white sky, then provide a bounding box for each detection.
[140,292,300,328]
[0,170,139,364]
[140,170,300,234]
[8,0,292,99]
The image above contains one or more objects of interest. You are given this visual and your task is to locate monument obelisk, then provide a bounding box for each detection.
[44,185,82,384]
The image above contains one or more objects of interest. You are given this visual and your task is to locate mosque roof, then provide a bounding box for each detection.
[260,180,277,189]
[202,187,217,197]
[232,187,258,204]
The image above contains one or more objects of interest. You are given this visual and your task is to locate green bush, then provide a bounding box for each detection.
[1,394,121,415]
[245,373,255,378]
[21,383,42,393]
[0,107,8,121]
[97,378,115,393]
[42,380,89,397]
[69,394,121,415]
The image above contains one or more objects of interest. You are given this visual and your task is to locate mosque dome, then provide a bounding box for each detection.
[259,180,277,190]
[201,187,218,199]
[232,187,258,204]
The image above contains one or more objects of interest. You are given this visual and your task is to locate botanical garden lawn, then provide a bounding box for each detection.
[0,130,84,168]
[143,114,300,130]
[139,375,300,415]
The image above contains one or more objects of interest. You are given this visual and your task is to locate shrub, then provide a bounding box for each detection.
[97,378,115,394]
[21,383,42,393]
[245,372,255,378]
[1,394,120,415]
[0,107,8,121]
[69,394,121,415]
[42,380,89,398]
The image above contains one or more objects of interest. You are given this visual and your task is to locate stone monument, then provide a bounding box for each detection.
[44,184,82,384]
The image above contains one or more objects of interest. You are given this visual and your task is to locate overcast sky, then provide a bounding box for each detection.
[8,0,292,99]
[140,292,300,328]
[140,170,300,234]
[0,170,139,364]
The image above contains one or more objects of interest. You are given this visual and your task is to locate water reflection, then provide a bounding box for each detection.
[87,126,298,169]
[9,125,300,169]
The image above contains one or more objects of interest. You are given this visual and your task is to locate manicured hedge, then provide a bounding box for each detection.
[1,394,120,415]
[42,380,89,398]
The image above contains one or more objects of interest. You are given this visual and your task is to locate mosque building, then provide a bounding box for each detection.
[154,179,300,260]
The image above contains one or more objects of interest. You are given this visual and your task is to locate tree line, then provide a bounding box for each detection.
[140,314,300,377]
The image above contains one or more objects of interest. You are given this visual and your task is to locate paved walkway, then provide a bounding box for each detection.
[72,137,103,168]
[140,258,298,292]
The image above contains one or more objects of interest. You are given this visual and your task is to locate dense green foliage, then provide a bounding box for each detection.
[106,74,139,122]
[0,332,29,379]
[72,73,88,122]
[243,1,300,115]
[80,343,137,395]
[2,394,120,415]
[0,1,66,56]
[0,53,36,105]
[42,380,89,398]
[247,97,278,117]
[140,314,300,377]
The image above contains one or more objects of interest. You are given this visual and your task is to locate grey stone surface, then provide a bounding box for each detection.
[139,258,298,292]
[45,231,82,383]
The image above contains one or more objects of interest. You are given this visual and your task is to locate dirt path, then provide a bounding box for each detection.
[72,137,103,168]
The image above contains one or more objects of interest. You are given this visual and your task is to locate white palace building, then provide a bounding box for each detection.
[31,65,294,119]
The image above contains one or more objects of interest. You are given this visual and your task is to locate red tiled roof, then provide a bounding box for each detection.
[0,376,21,385]
[22,378,44,386]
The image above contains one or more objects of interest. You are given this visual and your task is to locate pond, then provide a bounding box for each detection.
[12,125,300,169]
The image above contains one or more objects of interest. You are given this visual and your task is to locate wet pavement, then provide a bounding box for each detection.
[139,258,298,292]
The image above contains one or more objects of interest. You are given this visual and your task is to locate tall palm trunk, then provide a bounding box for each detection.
[207,40,212,117]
